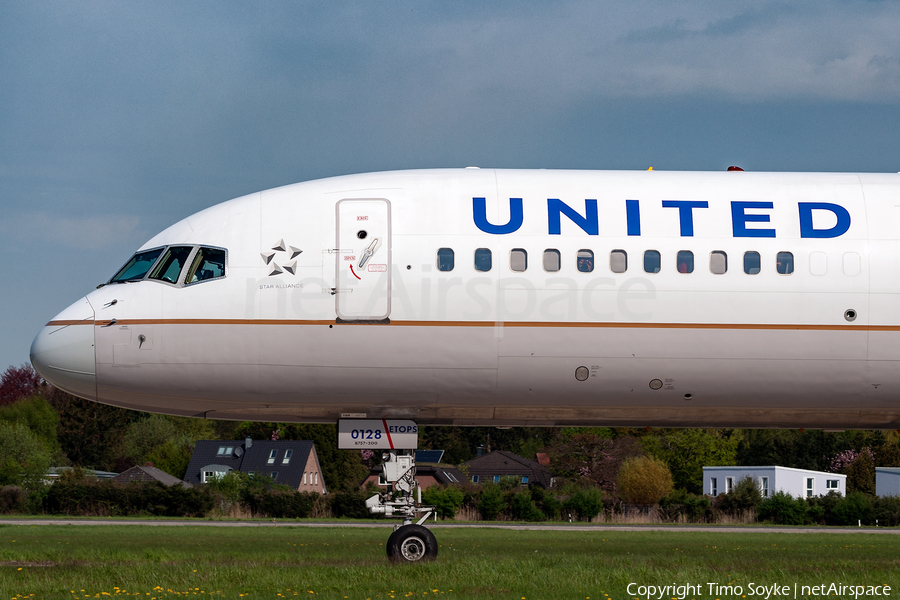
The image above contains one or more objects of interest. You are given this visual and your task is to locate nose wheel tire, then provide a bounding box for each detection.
[386,524,438,563]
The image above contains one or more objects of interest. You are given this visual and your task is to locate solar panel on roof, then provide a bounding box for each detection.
[415,450,444,463]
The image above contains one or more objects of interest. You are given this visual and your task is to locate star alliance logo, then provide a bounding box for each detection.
[261,239,303,276]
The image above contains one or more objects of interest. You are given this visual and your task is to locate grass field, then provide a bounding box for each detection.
[1,523,898,600]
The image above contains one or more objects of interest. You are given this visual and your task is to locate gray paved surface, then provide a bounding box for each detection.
[1,519,898,534]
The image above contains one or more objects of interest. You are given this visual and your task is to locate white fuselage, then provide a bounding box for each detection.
[30,168,900,428]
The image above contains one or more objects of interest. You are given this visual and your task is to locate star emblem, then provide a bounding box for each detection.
[261,240,303,276]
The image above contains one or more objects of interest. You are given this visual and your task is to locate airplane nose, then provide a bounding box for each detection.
[30,297,97,400]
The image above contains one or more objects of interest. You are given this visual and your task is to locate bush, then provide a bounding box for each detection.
[831,491,873,526]
[0,485,27,514]
[716,476,762,516]
[507,489,545,521]
[757,491,811,525]
[329,489,372,519]
[476,484,506,520]
[43,479,213,517]
[564,487,604,521]
[872,495,900,527]
[617,456,674,504]
[659,488,712,522]
[243,489,319,518]
[0,422,51,490]
[530,485,562,520]
[422,485,465,519]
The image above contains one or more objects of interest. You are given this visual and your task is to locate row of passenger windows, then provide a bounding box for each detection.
[109,245,227,286]
[436,248,798,275]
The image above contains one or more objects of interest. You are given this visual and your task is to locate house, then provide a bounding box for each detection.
[876,468,900,497]
[702,466,846,499]
[461,450,553,487]
[113,464,190,487]
[44,467,117,483]
[184,438,327,494]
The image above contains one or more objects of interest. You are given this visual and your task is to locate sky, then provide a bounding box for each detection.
[2,0,900,370]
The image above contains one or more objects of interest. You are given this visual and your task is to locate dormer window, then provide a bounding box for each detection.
[267,449,277,464]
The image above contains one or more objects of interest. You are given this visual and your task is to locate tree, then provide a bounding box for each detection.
[0,422,51,489]
[844,449,876,496]
[642,429,739,493]
[48,388,136,469]
[716,475,762,516]
[544,430,642,492]
[617,456,674,505]
[0,364,44,406]
[477,484,506,520]
[0,394,59,457]
[122,415,181,463]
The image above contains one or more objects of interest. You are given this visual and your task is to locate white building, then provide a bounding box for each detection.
[702,466,845,499]
[875,468,900,497]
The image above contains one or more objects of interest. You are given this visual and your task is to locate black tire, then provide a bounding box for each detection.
[386,524,438,563]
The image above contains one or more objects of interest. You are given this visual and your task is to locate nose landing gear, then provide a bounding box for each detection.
[338,420,437,563]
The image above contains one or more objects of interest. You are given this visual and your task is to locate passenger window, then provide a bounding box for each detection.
[744,251,761,275]
[710,251,728,274]
[510,249,528,272]
[676,251,694,274]
[109,248,164,283]
[437,248,454,271]
[843,252,861,276]
[543,249,561,272]
[643,250,661,274]
[149,246,193,284]
[474,248,492,272]
[610,250,627,273]
[810,251,827,276]
[776,252,794,275]
[577,249,594,273]
[186,247,226,284]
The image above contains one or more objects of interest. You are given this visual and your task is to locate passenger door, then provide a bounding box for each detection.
[335,199,392,321]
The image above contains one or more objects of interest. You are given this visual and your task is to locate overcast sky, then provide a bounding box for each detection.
[2,1,900,370]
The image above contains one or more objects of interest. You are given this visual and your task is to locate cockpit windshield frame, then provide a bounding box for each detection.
[107,247,166,284]
[107,245,228,288]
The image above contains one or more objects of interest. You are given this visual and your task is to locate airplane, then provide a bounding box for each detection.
[29,167,900,561]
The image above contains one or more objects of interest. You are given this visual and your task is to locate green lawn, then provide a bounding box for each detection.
[1,524,897,599]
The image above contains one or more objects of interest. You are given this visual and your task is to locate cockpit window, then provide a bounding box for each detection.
[185,247,226,284]
[149,246,194,284]
[109,248,165,283]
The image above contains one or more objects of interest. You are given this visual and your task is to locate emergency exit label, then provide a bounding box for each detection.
[337,419,418,450]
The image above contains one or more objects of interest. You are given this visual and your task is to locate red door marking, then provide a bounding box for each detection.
[382,419,394,449]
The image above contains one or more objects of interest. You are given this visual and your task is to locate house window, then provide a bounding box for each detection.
[827,479,839,490]
[521,476,529,484]
[283,449,293,465]
[267,449,277,464]
[710,477,717,496]
[474,248,492,272]
[710,251,728,274]
[472,475,479,483]
[676,250,694,274]
[806,477,815,497]
[760,476,769,498]
[437,248,454,271]
[270,471,278,481]
[725,477,734,493]
[217,447,226,456]
[202,471,215,483]
[303,472,308,484]
[610,250,627,273]
[493,475,500,483]
[247,472,254,477]
[314,473,318,485]
[543,249,561,272]
[510,249,527,272]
